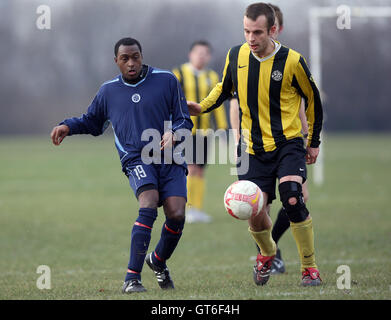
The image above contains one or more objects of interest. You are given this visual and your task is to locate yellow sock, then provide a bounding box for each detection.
[186,175,196,208]
[290,217,318,272]
[248,227,277,257]
[186,175,205,210]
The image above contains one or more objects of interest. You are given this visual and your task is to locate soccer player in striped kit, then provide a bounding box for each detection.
[173,41,228,223]
[50,37,193,293]
[188,3,323,286]
[230,3,311,275]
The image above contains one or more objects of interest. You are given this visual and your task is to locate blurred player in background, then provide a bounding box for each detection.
[173,41,228,223]
[188,2,323,287]
[230,3,310,275]
[50,37,193,293]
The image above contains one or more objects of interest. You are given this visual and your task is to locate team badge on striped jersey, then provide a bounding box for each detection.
[271,70,283,81]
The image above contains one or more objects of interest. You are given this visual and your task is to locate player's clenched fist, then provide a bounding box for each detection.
[50,124,70,146]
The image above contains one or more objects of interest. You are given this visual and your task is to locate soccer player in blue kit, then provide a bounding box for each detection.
[50,38,193,293]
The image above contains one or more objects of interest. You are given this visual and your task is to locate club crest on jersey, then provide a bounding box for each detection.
[131,93,141,103]
[271,70,283,81]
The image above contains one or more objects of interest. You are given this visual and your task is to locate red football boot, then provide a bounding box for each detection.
[253,253,275,286]
[301,267,322,286]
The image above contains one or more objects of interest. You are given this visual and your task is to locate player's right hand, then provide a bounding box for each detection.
[160,130,175,150]
[187,101,202,116]
[51,124,70,146]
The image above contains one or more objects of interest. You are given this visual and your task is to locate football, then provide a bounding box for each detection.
[224,180,263,220]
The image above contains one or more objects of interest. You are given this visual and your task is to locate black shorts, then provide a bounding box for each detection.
[184,135,209,168]
[237,138,307,204]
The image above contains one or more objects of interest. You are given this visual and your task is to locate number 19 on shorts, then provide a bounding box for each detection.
[133,165,147,180]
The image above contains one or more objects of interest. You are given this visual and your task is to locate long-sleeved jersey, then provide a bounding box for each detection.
[61,65,193,170]
[172,63,227,135]
[199,41,323,154]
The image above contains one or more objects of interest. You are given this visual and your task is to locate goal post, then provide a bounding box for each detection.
[308,6,391,185]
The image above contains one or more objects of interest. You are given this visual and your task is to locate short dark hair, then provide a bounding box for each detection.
[245,2,275,31]
[268,3,283,26]
[189,40,212,52]
[114,37,142,57]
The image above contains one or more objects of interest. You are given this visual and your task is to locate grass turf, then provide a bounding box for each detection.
[0,133,390,300]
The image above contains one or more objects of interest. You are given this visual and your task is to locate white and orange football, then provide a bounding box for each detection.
[223,180,263,220]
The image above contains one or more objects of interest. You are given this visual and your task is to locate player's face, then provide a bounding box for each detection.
[115,44,143,81]
[243,15,275,55]
[189,45,211,70]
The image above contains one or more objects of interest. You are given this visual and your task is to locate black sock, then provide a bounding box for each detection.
[152,217,185,269]
[125,208,157,281]
[272,207,291,244]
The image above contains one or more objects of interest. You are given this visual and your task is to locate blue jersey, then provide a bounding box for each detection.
[61,66,193,171]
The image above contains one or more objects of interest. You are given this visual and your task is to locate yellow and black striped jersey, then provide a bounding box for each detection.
[173,63,228,135]
[200,41,323,154]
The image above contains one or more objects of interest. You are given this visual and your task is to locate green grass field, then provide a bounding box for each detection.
[0,133,390,300]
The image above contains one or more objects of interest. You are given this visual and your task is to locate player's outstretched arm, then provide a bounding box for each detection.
[50,124,70,146]
[187,101,202,116]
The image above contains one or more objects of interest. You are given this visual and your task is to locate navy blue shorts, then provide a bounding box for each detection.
[237,138,307,204]
[124,162,187,206]
[183,134,209,168]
